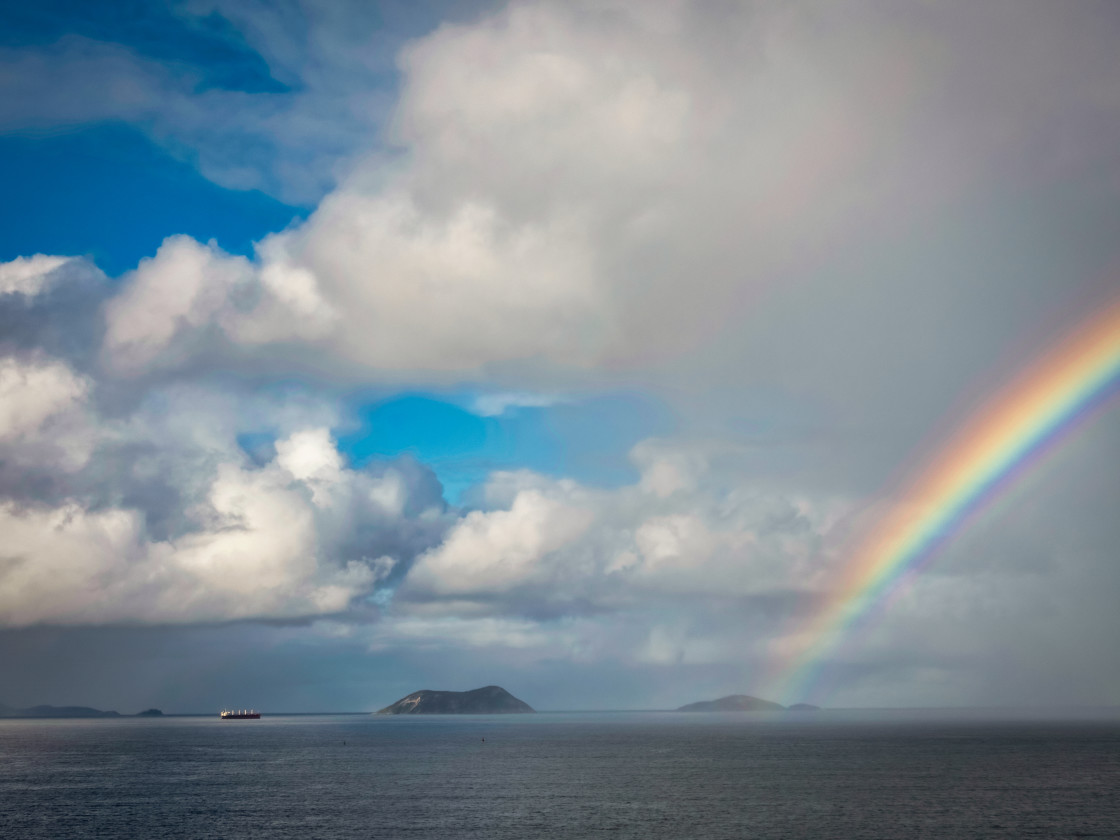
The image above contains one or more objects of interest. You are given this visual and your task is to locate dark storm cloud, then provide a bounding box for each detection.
[0,258,108,367]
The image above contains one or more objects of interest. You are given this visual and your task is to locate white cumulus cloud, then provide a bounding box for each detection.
[0,255,73,297]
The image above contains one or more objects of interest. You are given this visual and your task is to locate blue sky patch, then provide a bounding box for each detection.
[0,124,304,277]
[339,391,675,503]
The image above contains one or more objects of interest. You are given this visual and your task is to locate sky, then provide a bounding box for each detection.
[1,0,1119,714]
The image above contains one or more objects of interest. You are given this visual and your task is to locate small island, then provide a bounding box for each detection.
[675,694,822,712]
[0,703,121,718]
[677,694,785,712]
[136,708,164,717]
[377,685,534,714]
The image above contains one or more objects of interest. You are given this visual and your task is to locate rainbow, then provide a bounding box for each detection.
[772,290,1120,705]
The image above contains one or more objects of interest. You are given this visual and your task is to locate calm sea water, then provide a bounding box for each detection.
[1,711,1117,839]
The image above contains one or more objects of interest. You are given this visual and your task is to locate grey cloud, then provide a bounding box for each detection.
[78,0,1120,404]
[0,264,454,625]
[0,257,110,369]
[393,447,842,626]
[0,424,453,626]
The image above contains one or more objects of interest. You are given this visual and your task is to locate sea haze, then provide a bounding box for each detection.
[1,711,1117,839]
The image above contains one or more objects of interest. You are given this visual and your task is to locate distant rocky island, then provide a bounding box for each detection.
[377,685,535,714]
[136,708,164,717]
[0,703,121,718]
[676,694,820,712]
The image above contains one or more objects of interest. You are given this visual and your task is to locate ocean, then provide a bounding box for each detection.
[1,710,1117,839]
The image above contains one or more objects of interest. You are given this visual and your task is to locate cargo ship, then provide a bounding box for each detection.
[219,709,261,719]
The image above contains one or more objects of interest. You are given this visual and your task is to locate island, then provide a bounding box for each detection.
[0,703,121,718]
[136,708,164,717]
[377,685,535,714]
[676,694,784,712]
